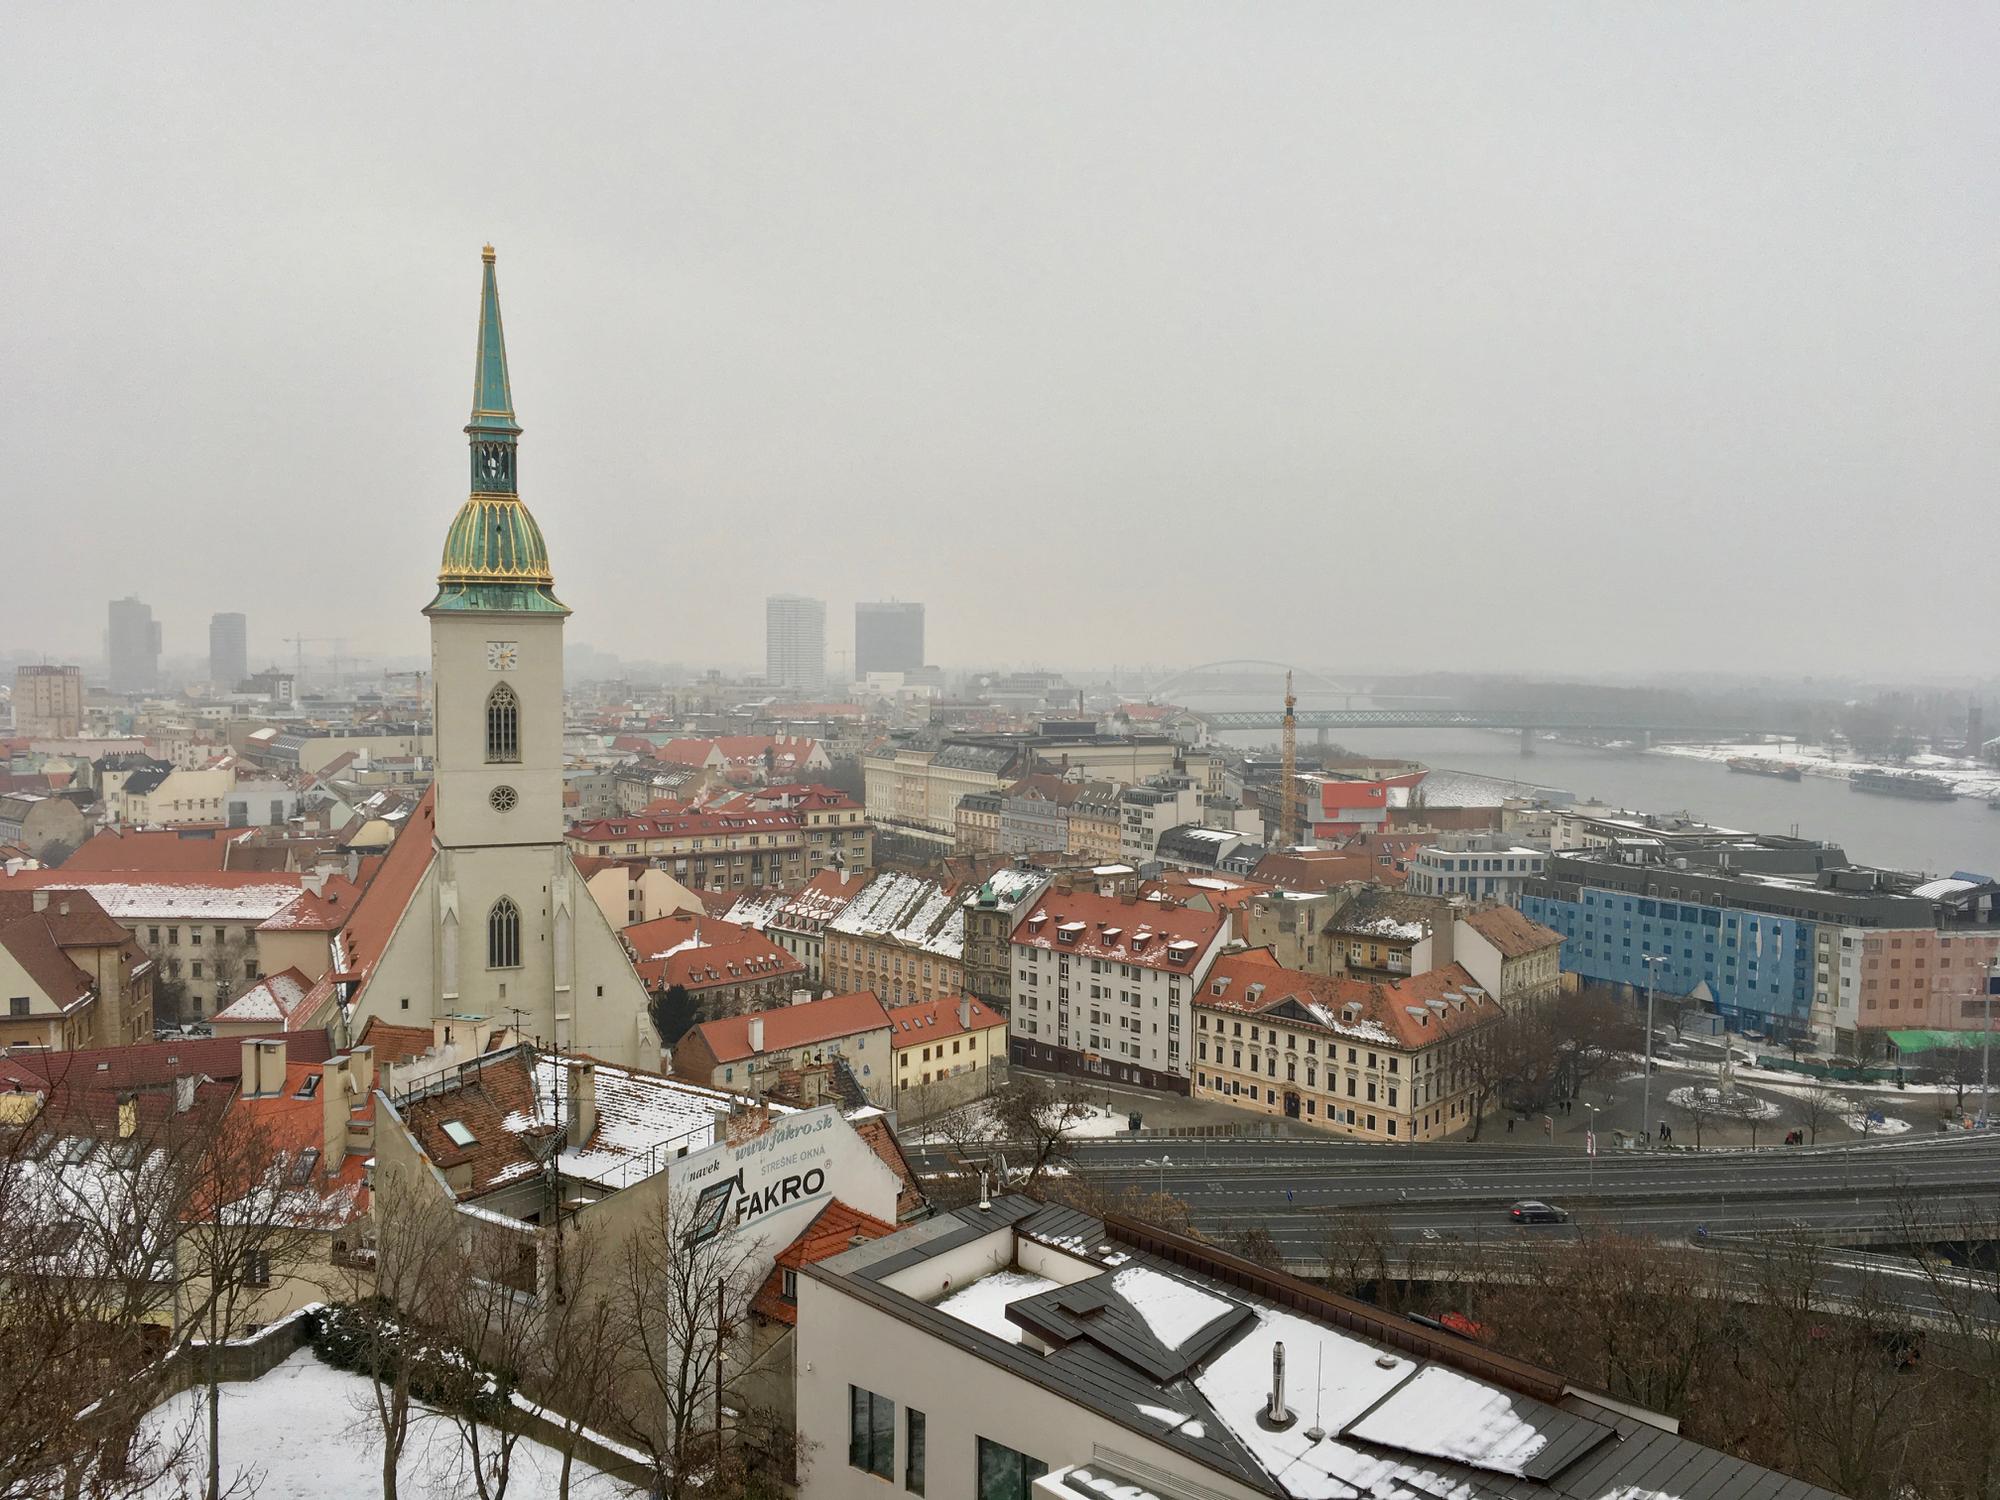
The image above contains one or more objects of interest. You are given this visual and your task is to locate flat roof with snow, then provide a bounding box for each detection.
[811,1196,1841,1500]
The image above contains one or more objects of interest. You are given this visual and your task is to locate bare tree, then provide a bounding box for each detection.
[176,1107,353,1500]
[518,1223,625,1500]
[1675,1091,1719,1150]
[989,1073,1097,1184]
[598,1187,783,1500]
[1319,1210,1394,1303]
[432,1219,547,1500]
[333,1168,462,1500]
[0,1093,205,1499]
[1793,1084,1843,1146]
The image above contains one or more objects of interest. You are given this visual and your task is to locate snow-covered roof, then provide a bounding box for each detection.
[830,871,965,959]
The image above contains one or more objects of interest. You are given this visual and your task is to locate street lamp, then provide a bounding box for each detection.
[1984,958,1998,1129]
[1641,953,1668,1149]
[1584,1102,1599,1192]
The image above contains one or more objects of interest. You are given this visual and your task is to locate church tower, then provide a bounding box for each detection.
[423,246,578,1039]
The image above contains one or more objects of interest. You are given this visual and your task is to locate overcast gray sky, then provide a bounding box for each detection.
[3,4,1995,679]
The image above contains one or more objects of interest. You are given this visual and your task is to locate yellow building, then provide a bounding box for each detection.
[1192,949,1501,1143]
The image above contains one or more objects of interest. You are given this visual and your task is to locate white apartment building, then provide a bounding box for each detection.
[1007,885,1228,1094]
[1116,778,1202,864]
[1406,835,1550,904]
[796,1196,1828,1500]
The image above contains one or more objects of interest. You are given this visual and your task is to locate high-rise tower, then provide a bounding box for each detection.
[209,612,248,690]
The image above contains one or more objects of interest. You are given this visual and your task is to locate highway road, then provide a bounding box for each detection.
[919,1133,2000,1252]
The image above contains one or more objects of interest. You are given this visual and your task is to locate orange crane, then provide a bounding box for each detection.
[1279,671,1299,848]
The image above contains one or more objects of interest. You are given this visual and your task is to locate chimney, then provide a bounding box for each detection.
[958,997,972,1030]
[748,1015,765,1055]
[565,1058,598,1144]
[1266,1342,1293,1427]
[175,1073,197,1114]
[31,891,48,913]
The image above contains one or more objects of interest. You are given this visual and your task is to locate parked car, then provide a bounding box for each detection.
[1508,1200,1569,1224]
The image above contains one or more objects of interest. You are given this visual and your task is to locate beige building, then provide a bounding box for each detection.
[1193,949,1502,1142]
[114,766,236,827]
[176,1039,375,1337]
[824,871,968,1006]
[1064,782,1123,863]
[954,790,1003,856]
[13,664,84,739]
[0,889,155,1050]
[565,807,810,892]
[581,859,708,930]
[1453,904,1563,1007]
[0,869,308,1021]
[0,793,88,862]
[887,994,1006,1116]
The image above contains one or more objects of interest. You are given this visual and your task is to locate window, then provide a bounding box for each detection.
[906,1408,926,1495]
[8,997,27,1018]
[781,1267,798,1301]
[977,1437,1046,1500]
[243,1250,271,1287]
[486,681,521,763]
[488,897,522,969]
[849,1386,894,1480]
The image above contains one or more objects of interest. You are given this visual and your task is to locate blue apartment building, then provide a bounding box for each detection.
[1517,840,1932,1042]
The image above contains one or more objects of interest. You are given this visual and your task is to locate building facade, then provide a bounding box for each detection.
[1193,950,1501,1141]
[824,871,968,1006]
[567,808,811,892]
[854,601,924,677]
[13,664,83,739]
[766,594,827,691]
[209,612,249,689]
[1406,835,1549,903]
[1006,885,1229,1093]
[107,596,161,694]
[1519,843,2000,1051]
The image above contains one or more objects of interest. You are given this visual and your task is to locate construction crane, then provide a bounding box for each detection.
[284,635,347,689]
[1279,670,1300,849]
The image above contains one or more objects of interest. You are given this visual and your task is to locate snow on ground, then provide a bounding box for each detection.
[1839,1111,1913,1137]
[934,1268,1060,1344]
[1111,1264,1233,1350]
[139,1349,639,1498]
[1666,1085,1781,1121]
[911,1097,1133,1146]
[1651,740,2000,801]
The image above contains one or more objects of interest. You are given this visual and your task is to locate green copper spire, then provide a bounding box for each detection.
[427,246,567,617]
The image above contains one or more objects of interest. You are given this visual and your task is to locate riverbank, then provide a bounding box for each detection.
[1649,740,2000,802]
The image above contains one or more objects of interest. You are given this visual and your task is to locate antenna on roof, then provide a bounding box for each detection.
[1305,1345,1326,1442]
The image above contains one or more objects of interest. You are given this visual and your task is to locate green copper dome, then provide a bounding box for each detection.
[425,247,568,617]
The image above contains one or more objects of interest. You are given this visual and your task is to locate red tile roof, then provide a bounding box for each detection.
[1200,949,1502,1050]
[0,913,94,1010]
[215,1060,370,1225]
[883,995,1004,1047]
[751,1201,898,1325]
[1461,904,1563,959]
[355,1017,442,1066]
[621,914,806,994]
[567,807,805,842]
[335,787,436,1006]
[6,1029,335,1093]
[689,990,892,1065]
[63,826,265,873]
[1014,887,1226,974]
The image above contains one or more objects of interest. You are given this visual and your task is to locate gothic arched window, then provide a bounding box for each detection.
[488,897,521,970]
[485,682,520,763]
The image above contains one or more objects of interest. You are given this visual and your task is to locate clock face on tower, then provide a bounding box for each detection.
[486,641,519,671]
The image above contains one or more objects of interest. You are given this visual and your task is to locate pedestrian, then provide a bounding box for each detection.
[1506,1116,1514,1133]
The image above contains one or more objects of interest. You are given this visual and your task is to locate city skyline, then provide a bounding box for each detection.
[4,8,1996,676]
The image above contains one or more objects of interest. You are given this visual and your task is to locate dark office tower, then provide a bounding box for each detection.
[107,596,161,693]
[209,612,249,690]
[854,601,924,677]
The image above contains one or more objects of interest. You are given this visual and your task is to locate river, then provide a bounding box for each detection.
[1186,695,1999,878]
